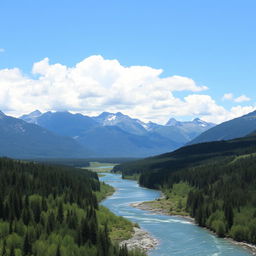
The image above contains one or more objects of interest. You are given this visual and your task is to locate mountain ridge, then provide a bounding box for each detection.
[188,110,256,145]
[19,110,215,157]
[0,112,91,158]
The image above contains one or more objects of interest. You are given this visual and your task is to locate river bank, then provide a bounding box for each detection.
[100,172,253,256]
[120,227,159,252]
[130,201,194,222]
[131,201,256,255]
[98,174,159,252]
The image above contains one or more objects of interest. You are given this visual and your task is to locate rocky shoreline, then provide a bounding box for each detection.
[120,227,159,252]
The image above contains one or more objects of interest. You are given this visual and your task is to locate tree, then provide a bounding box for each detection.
[55,244,61,256]
[57,202,64,224]
[23,232,32,256]
[224,203,233,230]
[1,239,7,256]
[9,247,15,256]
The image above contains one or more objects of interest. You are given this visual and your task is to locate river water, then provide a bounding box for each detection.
[100,172,253,256]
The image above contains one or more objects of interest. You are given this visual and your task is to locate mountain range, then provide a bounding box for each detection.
[19,110,215,157]
[0,111,90,158]
[188,110,256,145]
[1,108,256,158]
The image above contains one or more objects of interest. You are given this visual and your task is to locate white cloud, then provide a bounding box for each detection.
[222,93,251,103]
[0,48,5,53]
[0,55,254,124]
[222,93,233,100]
[234,95,251,103]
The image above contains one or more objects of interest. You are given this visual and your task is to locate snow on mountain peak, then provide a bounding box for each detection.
[107,115,117,121]
[166,118,178,126]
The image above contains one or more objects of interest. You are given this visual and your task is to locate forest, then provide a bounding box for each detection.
[0,158,145,256]
[114,134,256,244]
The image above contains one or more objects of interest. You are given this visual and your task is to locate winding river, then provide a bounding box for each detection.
[100,172,253,256]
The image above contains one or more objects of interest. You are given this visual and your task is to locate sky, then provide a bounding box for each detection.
[0,0,255,124]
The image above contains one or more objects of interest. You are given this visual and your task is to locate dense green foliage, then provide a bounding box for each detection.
[0,158,145,256]
[114,134,256,186]
[97,206,134,242]
[95,182,115,202]
[115,134,256,244]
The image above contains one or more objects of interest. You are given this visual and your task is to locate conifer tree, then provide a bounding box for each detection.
[9,247,15,256]
[1,239,6,256]
[23,232,32,256]
[55,244,61,256]
[57,202,64,224]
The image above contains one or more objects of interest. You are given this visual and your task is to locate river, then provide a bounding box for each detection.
[99,172,254,256]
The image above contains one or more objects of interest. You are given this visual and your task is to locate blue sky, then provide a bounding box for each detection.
[0,0,255,123]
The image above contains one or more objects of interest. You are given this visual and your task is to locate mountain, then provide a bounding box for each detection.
[77,126,180,157]
[20,110,214,157]
[248,130,256,137]
[20,109,42,123]
[93,113,215,140]
[92,112,148,135]
[21,111,99,137]
[148,118,215,144]
[0,111,90,158]
[189,110,256,145]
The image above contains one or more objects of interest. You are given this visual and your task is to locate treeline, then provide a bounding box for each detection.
[0,158,145,256]
[172,155,256,244]
[113,135,256,180]
[139,155,256,244]
[31,157,138,168]
[115,134,256,244]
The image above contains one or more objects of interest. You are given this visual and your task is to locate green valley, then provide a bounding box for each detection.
[114,133,256,245]
[0,158,145,256]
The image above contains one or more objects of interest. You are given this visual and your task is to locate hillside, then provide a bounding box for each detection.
[0,112,91,158]
[189,110,256,145]
[21,111,99,137]
[20,110,214,157]
[114,133,256,181]
[77,126,181,157]
[0,158,145,256]
[113,134,256,244]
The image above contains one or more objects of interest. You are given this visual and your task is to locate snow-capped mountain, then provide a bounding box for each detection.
[189,110,256,145]
[20,110,42,124]
[21,111,99,137]
[92,112,148,135]
[166,117,214,129]
[19,110,215,157]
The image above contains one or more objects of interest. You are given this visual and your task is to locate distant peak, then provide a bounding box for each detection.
[0,110,5,118]
[98,111,113,117]
[31,110,42,115]
[166,118,178,126]
[192,118,204,123]
[116,112,125,116]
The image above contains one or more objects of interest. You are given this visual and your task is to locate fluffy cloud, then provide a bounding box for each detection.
[222,93,251,103]
[0,55,254,124]
[222,93,234,101]
[234,95,251,103]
